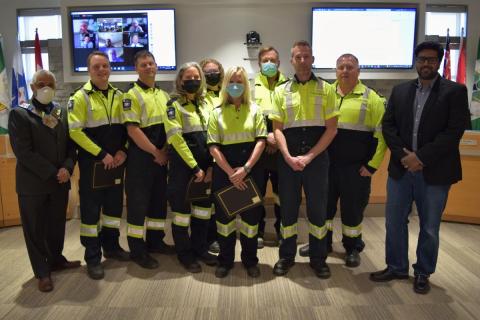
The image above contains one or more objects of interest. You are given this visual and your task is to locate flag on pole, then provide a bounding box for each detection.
[443,29,451,80]
[0,35,9,134]
[34,28,43,71]
[11,39,29,107]
[456,28,466,85]
[470,39,480,130]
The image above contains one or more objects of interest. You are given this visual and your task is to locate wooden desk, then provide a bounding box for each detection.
[0,135,78,227]
[443,131,480,224]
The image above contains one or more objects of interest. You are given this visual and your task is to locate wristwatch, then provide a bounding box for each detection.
[243,164,251,174]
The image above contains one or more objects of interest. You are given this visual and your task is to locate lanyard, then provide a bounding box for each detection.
[98,89,115,125]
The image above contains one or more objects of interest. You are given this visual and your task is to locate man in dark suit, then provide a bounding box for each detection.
[369,41,470,294]
[8,70,80,292]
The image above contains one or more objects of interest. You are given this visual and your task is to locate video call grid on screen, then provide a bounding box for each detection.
[70,8,176,72]
[311,7,417,70]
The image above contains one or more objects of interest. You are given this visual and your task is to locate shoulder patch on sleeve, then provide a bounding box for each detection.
[68,100,74,110]
[167,106,176,119]
[166,97,178,107]
[123,99,132,110]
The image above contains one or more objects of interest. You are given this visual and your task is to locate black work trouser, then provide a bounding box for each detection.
[278,151,329,265]
[212,163,263,268]
[78,158,124,265]
[125,149,168,258]
[258,167,281,237]
[18,188,69,278]
[168,155,211,265]
[326,164,369,252]
[207,209,218,245]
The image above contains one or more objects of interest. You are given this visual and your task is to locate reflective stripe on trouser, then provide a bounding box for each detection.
[278,151,329,264]
[212,163,263,268]
[280,223,298,239]
[127,224,144,239]
[102,214,121,229]
[239,220,259,238]
[192,205,212,220]
[326,164,369,252]
[342,224,362,238]
[146,218,165,230]
[78,157,124,264]
[168,155,212,264]
[309,221,328,240]
[125,149,168,257]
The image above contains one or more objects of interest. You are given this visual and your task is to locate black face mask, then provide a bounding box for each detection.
[205,73,221,86]
[183,79,201,94]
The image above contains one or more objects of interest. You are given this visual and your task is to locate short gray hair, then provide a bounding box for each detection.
[31,69,56,86]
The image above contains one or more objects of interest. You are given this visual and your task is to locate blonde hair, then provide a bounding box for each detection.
[219,66,251,107]
[172,62,206,101]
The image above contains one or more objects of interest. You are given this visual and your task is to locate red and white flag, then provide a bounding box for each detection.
[443,29,451,80]
[456,28,466,85]
[34,28,43,71]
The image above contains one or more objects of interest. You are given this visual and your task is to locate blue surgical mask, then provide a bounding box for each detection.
[226,83,244,98]
[261,62,278,77]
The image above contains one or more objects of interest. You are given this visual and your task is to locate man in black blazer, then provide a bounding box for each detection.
[8,70,80,292]
[369,41,470,294]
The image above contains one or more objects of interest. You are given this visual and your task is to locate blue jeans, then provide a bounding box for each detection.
[385,172,450,276]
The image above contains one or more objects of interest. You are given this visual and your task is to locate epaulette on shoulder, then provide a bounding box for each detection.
[167,97,178,107]
[18,103,31,110]
[127,82,136,90]
[277,78,290,86]
[70,85,84,97]
[368,86,386,99]
[317,76,332,84]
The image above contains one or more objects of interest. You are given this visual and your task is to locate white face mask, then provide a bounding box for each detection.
[35,86,55,105]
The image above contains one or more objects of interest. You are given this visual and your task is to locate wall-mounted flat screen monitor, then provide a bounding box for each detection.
[311,6,417,69]
[70,8,176,72]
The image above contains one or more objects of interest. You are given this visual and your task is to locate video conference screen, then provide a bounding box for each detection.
[70,8,176,72]
[312,7,417,69]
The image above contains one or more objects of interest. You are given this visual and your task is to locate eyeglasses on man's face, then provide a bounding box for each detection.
[415,56,439,64]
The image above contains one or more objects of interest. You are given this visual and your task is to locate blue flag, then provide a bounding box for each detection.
[11,40,29,107]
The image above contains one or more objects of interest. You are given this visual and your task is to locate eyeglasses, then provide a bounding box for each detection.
[415,56,438,64]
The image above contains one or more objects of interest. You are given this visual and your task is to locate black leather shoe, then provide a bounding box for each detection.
[87,263,104,280]
[299,244,309,257]
[215,265,231,278]
[131,253,159,269]
[208,241,220,254]
[273,259,295,276]
[104,247,130,261]
[182,261,202,273]
[370,268,409,282]
[38,276,53,292]
[257,237,265,249]
[246,265,260,278]
[147,242,175,255]
[197,252,218,266]
[345,250,361,268]
[413,275,430,294]
[310,262,331,279]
